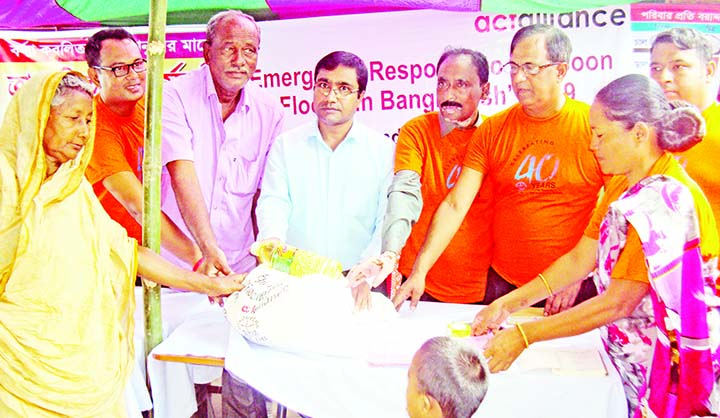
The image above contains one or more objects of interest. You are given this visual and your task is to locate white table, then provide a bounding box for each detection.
[129,288,221,418]
[149,301,628,418]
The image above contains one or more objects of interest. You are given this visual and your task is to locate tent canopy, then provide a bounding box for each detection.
[2,0,641,30]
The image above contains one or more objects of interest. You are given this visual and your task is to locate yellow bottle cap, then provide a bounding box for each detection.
[448,321,472,338]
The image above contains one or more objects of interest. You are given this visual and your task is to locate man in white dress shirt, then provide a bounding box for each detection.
[256,50,395,308]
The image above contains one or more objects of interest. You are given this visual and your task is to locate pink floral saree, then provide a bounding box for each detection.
[597,175,720,418]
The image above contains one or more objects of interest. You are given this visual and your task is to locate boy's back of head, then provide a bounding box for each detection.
[406,336,489,418]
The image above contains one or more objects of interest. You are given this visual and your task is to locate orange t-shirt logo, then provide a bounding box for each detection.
[514,153,560,191]
[446,164,462,189]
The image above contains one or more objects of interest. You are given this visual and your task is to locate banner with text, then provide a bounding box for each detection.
[629,2,720,89]
[0,6,640,138]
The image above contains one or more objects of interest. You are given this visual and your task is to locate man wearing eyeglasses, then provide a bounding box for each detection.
[349,48,495,307]
[85,28,202,269]
[398,24,603,314]
[255,50,395,309]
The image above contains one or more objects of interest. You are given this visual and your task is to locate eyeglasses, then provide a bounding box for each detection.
[94,59,147,77]
[501,61,561,76]
[313,81,360,97]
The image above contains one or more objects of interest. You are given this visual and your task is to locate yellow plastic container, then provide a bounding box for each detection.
[447,321,472,338]
[251,241,343,279]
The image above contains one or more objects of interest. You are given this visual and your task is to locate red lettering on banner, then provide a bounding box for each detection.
[7,74,31,96]
[380,90,434,112]
[631,3,720,23]
[164,62,187,81]
[369,61,436,84]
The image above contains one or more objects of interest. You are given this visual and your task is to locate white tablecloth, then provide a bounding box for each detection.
[128,287,220,418]
[224,302,629,418]
[149,301,628,418]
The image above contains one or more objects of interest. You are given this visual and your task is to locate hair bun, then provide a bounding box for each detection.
[657,101,705,152]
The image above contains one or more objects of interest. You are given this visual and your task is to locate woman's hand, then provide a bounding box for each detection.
[472,302,511,335]
[544,281,583,315]
[197,246,235,305]
[483,326,527,373]
[138,246,241,303]
[204,272,246,298]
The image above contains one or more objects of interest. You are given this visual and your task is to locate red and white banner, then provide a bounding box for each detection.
[630,3,720,78]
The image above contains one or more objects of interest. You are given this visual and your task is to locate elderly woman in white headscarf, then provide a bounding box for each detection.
[0,71,246,417]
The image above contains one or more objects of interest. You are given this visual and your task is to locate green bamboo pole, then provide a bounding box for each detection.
[142,0,167,380]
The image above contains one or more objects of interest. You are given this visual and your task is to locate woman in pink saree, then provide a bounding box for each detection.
[475,74,719,418]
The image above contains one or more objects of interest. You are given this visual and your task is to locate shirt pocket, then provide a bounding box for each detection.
[223,139,263,196]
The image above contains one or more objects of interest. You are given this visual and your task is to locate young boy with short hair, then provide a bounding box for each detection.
[406,336,489,418]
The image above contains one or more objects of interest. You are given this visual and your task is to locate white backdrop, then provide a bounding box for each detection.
[250,7,634,137]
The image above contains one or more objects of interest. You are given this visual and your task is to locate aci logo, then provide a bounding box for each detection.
[514,153,559,191]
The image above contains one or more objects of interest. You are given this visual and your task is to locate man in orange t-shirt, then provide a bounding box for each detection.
[382,48,493,304]
[85,28,201,267]
[649,27,720,293]
[398,24,603,314]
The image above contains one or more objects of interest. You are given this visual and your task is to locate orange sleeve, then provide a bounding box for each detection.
[584,176,628,240]
[584,194,608,240]
[583,175,647,283]
[610,225,649,283]
[584,176,648,282]
[86,127,133,185]
[462,122,489,173]
[394,119,425,174]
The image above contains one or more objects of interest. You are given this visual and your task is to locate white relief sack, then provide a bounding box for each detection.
[224,264,397,357]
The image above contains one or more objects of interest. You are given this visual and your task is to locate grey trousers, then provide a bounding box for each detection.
[221,369,268,418]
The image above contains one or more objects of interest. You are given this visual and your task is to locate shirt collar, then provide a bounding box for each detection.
[202,64,249,114]
[310,119,359,149]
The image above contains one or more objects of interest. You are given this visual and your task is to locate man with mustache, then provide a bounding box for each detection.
[255,50,394,309]
[367,48,496,306]
[648,27,720,293]
[395,25,603,314]
[85,28,203,270]
[160,10,284,418]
